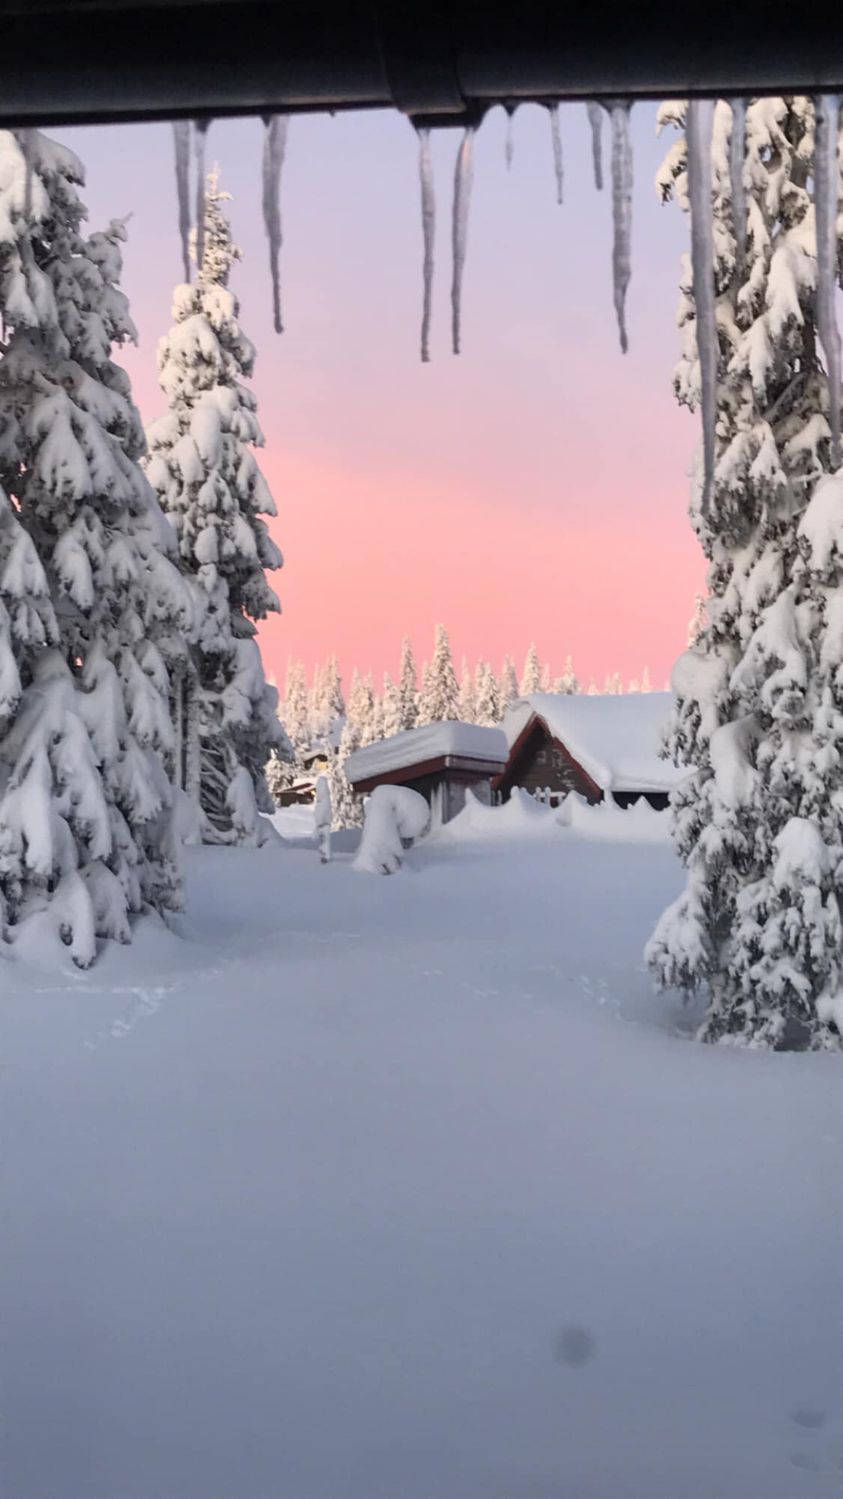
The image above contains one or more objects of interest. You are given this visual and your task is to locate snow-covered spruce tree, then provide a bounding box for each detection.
[146,170,287,845]
[555,655,579,694]
[647,98,843,1049]
[328,719,363,830]
[0,129,191,961]
[308,654,344,745]
[499,655,519,714]
[346,669,376,747]
[381,671,403,738]
[281,658,311,757]
[458,656,477,722]
[474,660,501,725]
[398,635,418,730]
[418,624,458,725]
[520,642,542,696]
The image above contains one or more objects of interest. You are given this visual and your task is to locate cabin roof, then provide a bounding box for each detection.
[345,721,508,788]
[502,692,683,794]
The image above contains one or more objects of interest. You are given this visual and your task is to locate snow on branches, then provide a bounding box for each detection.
[147,169,287,845]
[649,98,843,1048]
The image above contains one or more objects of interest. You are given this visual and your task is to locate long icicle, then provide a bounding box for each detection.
[504,106,515,170]
[193,119,210,278]
[686,99,718,513]
[586,102,604,190]
[729,98,747,273]
[417,125,435,363]
[451,126,475,356]
[172,121,191,282]
[262,114,289,334]
[609,101,633,353]
[814,95,842,467]
[548,104,563,205]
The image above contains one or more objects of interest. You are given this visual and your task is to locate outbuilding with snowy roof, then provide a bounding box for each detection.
[496,693,682,810]
[345,721,508,826]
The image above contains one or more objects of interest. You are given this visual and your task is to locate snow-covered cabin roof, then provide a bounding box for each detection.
[345,721,508,788]
[502,692,681,794]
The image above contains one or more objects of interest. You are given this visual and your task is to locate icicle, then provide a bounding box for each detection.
[548,104,563,205]
[686,99,718,512]
[504,106,515,170]
[193,119,210,278]
[172,121,191,282]
[262,114,289,334]
[814,94,842,466]
[417,125,435,363]
[609,101,633,353]
[729,98,747,273]
[586,102,604,190]
[451,126,475,356]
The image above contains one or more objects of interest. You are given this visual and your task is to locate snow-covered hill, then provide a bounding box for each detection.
[3,807,842,1498]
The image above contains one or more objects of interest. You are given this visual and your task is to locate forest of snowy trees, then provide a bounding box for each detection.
[265,625,658,821]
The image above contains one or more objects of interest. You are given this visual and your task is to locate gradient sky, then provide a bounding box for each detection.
[58,103,705,692]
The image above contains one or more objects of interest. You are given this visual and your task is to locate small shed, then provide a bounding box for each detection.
[496,692,682,810]
[345,721,509,826]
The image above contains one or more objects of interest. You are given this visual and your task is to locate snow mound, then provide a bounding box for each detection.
[563,791,672,843]
[345,721,507,785]
[441,787,560,841]
[352,785,431,874]
[503,691,681,794]
[441,788,671,845]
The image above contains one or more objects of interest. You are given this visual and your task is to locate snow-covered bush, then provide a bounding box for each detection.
[647,99,843,1048]
[352,785,430,875]
[146,170,288,846]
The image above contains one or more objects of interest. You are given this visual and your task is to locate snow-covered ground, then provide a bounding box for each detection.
[3,801,843,1498]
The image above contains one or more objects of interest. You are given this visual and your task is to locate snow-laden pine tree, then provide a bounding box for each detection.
[457,656,477,722]
[311,654,344,743]
[381,672,403,738]
[647,98,843,1049]
[474,661,501,725]
[328,719,363,830]
[499,655,519,714]
[282,659,311,756]
[0,129,191,962]
[346,669,378,747]
[555,655,579,693]
[520,643,542,696]
[418,625,459,724]
[398,635,418,729]
[146,169,286,845]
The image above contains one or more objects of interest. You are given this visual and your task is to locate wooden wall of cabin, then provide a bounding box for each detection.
[402,768,495,825]
[501,724,601,804]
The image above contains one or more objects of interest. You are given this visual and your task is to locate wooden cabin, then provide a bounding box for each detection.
[345,722,509,827]
[495,693,681,810]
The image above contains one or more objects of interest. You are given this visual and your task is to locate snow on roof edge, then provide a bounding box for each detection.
[503,692,681,793]
[346,721,508,785]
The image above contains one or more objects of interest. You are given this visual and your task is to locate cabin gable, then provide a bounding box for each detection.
[495,718,603,805]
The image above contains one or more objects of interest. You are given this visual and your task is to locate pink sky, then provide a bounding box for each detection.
[61,103,705,693]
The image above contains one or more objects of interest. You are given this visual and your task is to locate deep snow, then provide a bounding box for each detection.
[3,802,843,1498]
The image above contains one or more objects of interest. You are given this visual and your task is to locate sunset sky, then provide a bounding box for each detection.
[60,102,705,692]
